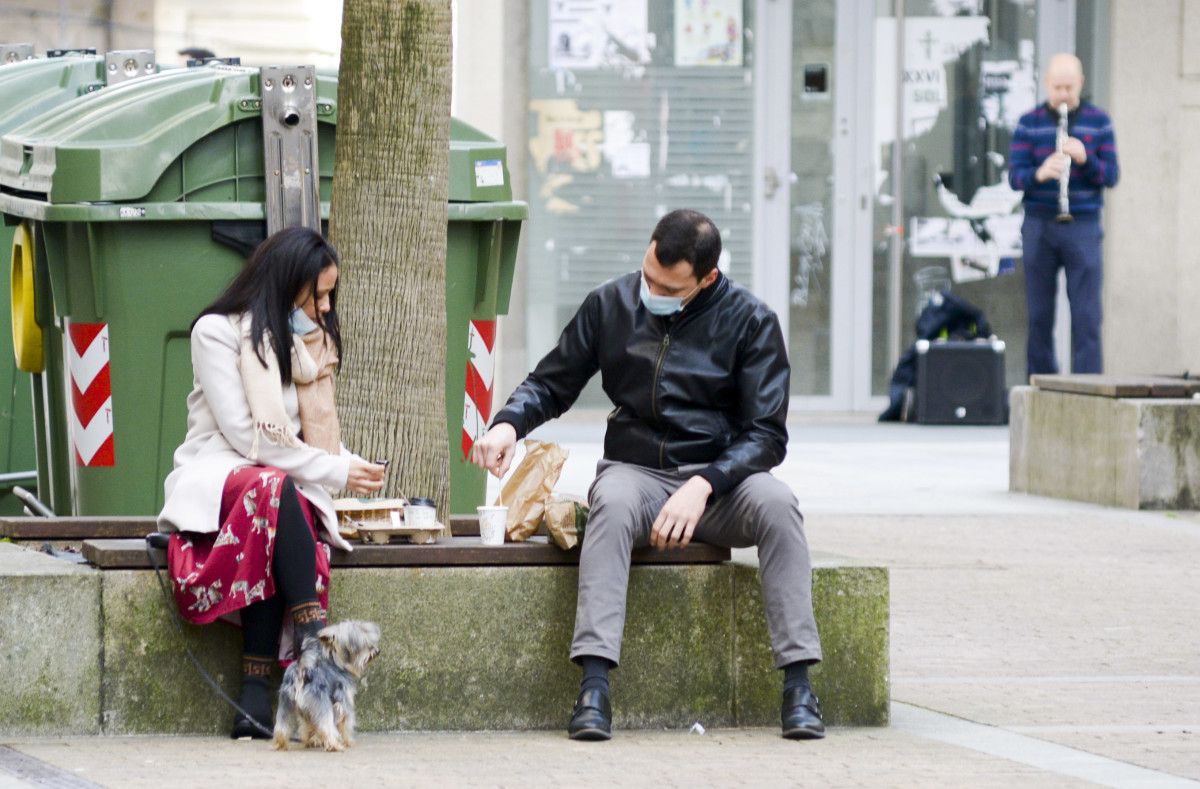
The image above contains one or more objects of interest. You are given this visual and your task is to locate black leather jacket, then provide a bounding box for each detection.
[492,271,790,497]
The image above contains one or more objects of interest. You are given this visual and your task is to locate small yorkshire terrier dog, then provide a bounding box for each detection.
[272,620,381,751]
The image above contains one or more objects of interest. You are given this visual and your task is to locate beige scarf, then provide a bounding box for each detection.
[233,314,341,459]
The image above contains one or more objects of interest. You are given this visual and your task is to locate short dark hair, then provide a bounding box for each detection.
[196,226,341,383]
[178,47,216,61]
[650,209,722,279]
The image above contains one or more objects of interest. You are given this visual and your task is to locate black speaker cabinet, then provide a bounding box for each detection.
[915,339,1007,425]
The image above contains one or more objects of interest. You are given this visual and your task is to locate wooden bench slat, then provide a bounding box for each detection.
[0,517,158,539]
[81,536,730,570]
[1031,374,1200,398]
[4,514,487,540]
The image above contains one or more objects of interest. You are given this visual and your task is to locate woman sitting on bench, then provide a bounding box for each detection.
[157,226,386,738]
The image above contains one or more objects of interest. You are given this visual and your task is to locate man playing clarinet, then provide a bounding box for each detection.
[1009,53,1120,378]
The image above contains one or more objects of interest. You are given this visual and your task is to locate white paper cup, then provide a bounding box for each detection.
[477,505,508,546]
[405,503,436,529]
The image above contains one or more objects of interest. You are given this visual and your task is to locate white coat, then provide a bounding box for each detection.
[157,313,358,552]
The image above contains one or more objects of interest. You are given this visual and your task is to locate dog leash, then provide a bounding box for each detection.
[145,534,275,739]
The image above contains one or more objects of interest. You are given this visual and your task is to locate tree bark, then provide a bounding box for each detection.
[331,0,452,516]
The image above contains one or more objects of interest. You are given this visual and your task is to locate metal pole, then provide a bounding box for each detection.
[888,0,906,372]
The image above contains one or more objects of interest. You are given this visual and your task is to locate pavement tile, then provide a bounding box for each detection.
[7,730,1091,789]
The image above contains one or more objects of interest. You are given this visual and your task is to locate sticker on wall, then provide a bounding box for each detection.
[474,159,505,188]
[461,319,496,459]
[528,99,603,176]
[67,322,115,466]
[674,0,743,67]
[549,0,650,70]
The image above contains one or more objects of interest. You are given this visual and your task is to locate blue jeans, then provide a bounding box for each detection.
[1022,213,1104,377]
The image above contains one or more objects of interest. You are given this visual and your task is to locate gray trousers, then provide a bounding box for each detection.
[570,460,822,669]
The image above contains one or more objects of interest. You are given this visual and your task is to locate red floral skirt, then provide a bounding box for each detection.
[168,465,331,626]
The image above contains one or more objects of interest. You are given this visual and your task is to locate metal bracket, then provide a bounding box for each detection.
[0,44,34,64]
[260,65,321,234]
[187,56,241,68]
[104,50,156,86]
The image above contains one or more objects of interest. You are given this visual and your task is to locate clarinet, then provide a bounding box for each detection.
[1056,102,1073,223]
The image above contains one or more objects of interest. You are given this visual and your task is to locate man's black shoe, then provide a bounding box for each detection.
[781,684,825,740]
[568,687,612,741]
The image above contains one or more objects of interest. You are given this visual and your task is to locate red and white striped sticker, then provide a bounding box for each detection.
[461,319,495,459]
[67,322,115,466]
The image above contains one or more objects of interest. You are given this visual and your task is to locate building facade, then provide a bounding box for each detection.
[6,1,1191,413]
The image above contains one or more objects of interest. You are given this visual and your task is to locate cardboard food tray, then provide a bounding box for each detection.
[333,497,443,545]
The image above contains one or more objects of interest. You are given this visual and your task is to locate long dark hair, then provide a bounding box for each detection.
[195,226,343,383]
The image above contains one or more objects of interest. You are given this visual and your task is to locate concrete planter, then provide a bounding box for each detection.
[4,546,889,735]
[1010,386,1200,509]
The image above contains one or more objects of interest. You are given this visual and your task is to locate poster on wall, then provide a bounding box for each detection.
[979,41,1037,130]
[549,0,651,69]
[873,16,990,146]
[674,0,743,67]
[602,110,651,178]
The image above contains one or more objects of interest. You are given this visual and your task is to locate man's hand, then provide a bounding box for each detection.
[1063,136,1087,165]
[347,458,387,495]
[1036,152,1069,183]
[650,476,713,550]
[469,422,518,478]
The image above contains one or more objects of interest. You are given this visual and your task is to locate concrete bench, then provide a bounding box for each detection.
[1010,374,1200,508]
[1,525,888,736]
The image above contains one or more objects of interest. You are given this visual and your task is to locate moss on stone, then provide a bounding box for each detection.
[733,563,889,727]
[20,556,888,734]
[101,571,240,734]
[0,550,101,735]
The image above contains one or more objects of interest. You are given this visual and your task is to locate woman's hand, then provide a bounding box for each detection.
[346,458,387,494]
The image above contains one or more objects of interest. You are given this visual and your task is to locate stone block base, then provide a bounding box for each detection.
[4,548,889,735]
[1010,386,1200,509]
[0,543,101,735]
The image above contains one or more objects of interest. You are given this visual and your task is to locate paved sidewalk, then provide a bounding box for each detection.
[3,418,1198,787]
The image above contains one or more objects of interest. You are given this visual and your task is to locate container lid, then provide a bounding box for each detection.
[0,65,523,211]
[407,497,436,508]
[0,54,108,138]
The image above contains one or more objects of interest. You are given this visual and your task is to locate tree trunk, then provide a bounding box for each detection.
[331,0,453,516]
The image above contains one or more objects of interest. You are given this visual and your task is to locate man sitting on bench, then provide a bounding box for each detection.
[470,209,824,741]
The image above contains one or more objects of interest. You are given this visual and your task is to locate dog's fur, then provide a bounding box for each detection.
[272,620,380,751]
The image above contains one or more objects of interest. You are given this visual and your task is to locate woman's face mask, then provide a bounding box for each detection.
[289,306,320,335]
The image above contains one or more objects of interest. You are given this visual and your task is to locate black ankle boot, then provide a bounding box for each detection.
[231,672,273,740]
[291,602,326,651]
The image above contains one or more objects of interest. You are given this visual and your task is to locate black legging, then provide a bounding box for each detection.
[241,477,319,657]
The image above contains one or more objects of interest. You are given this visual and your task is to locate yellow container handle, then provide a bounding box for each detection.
[11,222,44,373]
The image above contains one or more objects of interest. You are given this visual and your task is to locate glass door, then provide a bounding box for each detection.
[757,0,870,409]
[871,0,1040,395]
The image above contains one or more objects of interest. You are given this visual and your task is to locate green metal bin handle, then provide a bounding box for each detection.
[474,220,503,318]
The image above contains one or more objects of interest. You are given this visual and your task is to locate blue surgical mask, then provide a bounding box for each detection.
[640,273,700,317]
[289,307,320,335]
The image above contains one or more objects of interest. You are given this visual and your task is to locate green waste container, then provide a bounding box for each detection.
[444,124,525,515]
[0,63,525,517]
[0,49,163,514]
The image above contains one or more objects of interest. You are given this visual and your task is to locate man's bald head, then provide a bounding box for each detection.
[1044,53,1085,111]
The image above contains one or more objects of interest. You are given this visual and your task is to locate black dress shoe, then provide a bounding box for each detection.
[568,687,612,741]
[781,684,825,740]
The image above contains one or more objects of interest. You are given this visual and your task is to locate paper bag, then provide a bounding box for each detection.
[495,439,568,541]
[544,494,588,550]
